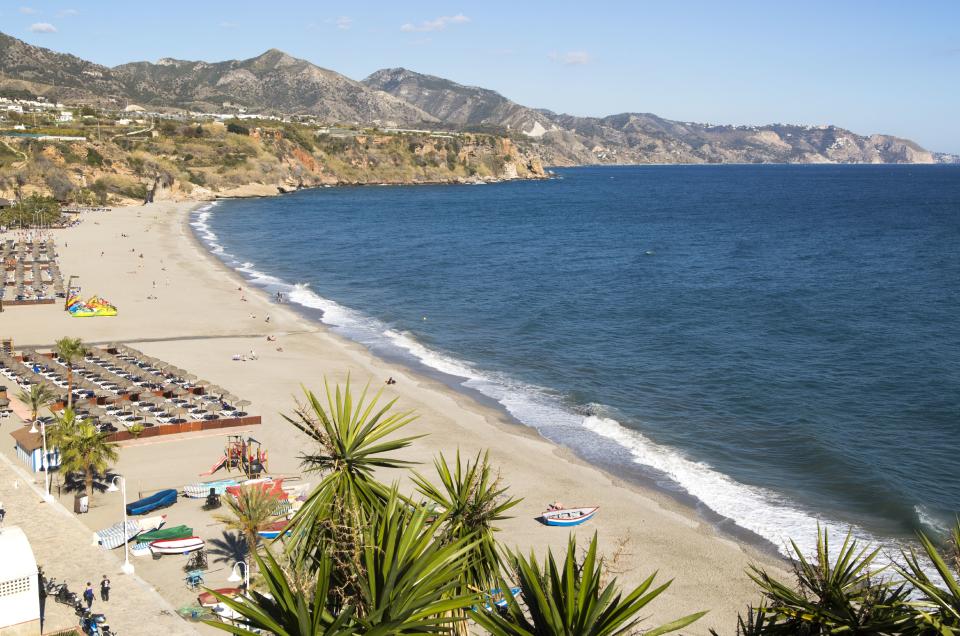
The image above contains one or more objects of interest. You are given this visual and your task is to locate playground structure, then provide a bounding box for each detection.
[202,435,268,478]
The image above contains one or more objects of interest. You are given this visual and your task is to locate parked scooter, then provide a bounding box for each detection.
[79,611,107,635]
[54,581,79,606]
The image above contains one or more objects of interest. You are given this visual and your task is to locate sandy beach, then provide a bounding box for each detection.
[1,198,789,634]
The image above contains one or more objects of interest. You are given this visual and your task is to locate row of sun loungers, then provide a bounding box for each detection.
[0,344,254,435]
[0,238,65,303]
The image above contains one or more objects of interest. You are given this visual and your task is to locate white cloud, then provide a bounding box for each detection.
[400,14,469,33]
[56,8,78,17]
[549,50,592,66]
[335,16,352,30]
[19,6,37,14]
[29,22,57,33]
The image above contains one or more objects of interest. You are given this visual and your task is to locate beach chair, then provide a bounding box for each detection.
[185,570,204,589]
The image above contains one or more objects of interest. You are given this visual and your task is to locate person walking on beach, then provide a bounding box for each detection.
[100,575,110,602]
[83,582,94,609]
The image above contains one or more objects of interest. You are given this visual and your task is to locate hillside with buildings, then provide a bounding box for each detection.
[1,31,956,172]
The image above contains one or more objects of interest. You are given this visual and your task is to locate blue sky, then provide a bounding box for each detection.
[4,1,959,153]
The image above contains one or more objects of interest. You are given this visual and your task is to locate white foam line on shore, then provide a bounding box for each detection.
[188,203,931,573]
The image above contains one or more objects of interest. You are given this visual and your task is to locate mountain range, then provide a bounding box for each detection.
[1,32,955,165]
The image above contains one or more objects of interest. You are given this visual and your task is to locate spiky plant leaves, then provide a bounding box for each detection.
[353,490,479,633]
[748,525,909,634]
[898,518,960,634]
[471,532,705,636]
[281,378,424,607]
[203,548,354,636]
[205,490,478,635]
[413,450,522,591]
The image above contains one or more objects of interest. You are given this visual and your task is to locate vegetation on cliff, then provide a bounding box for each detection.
[0,117,544,206]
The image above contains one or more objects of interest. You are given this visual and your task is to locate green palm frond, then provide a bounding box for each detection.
[53,407,118,498]
[472,532,705,636]
[54,336,86,408]
[15,383,56,423]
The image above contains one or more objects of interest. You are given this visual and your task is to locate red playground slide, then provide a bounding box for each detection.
[199,456,228,476]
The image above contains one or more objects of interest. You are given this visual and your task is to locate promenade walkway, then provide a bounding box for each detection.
[0,446,200,635]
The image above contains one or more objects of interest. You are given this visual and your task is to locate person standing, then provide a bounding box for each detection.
[100,575,110,602]
[83,582,94,609]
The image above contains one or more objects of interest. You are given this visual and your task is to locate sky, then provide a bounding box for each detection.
[3,1,959,153]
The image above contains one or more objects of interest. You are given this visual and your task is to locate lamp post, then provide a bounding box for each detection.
[106,476,135,575]
[28,419,53,503]
[228,560,249,591]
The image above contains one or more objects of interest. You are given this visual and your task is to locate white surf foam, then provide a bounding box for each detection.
[189,204,926,570]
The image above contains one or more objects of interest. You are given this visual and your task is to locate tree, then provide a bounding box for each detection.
[54,337,86,408]
[214,484,282,572]
[206,491,478,635]
[53,408,118,499]
[281,378,421,607]
[745,526,909,634]
[413,450,520,634]
[16,383,57,424]
[472,533,705,636]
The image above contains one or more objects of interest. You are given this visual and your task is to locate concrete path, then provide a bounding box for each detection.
[0,448,201,635]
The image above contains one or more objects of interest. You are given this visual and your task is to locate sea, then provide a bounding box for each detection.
[192,165,960,560]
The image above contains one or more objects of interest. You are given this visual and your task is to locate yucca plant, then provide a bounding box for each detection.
[710,604,776,636]
[281,378,422,605]
[414,450,521,634]
[898,518,960,634]
[748,526,909,634]
[472,532,706,636]
[206,490,478,635]
[205,548,354,636]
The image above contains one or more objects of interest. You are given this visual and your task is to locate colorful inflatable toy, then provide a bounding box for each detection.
[67,293,118,317]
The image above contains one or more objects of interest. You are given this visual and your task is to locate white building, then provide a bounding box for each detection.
[0,526,41,635]
[57,111,73,122]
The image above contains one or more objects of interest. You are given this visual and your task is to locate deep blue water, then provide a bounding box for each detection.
[195,165,960,555]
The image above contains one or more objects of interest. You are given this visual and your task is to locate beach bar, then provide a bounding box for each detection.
[9,427,59,473]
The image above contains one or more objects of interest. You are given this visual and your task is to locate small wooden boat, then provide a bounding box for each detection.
[127,488,177,515]
[257,519,290,540]
[184,478,237,498]
[198,587,242,607]
[149,536,204,555]
[540,506,599,527]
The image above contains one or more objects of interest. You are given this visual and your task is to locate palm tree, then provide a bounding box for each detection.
[206,490,478,635]
[54,408,118,499]
[413,450,520,634]
[16,383,57,424]
[898,518,960,633]
[746,525,909,634]
[214,485,282,571]
[472,532,705,636]
[54,336,86,408]
[281,378,421,606]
